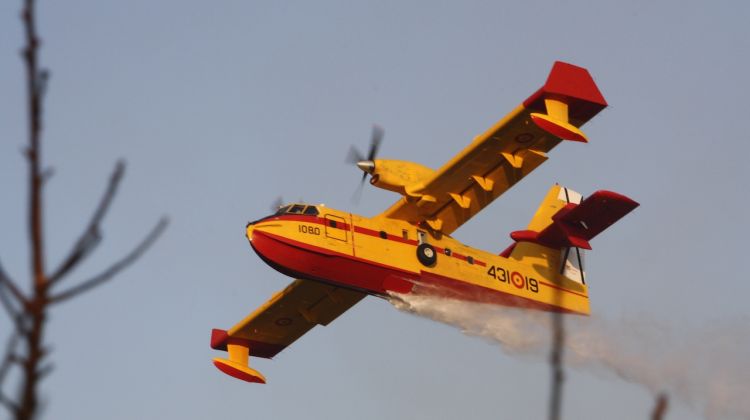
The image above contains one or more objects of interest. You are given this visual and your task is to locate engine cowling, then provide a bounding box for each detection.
[369,159,434,195]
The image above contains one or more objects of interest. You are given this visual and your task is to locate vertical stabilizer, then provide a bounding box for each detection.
[508,185,586,284]
[509,185,566,269]
[507,184,638,285]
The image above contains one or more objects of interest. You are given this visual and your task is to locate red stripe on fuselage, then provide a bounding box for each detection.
[250,228,586,314]
[268,214,488,267]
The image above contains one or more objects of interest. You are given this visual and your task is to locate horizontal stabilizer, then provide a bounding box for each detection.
[511,190,638,250]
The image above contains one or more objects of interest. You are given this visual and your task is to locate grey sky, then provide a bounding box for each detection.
[1,1,748,419]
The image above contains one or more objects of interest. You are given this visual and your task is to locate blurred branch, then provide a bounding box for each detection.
[548,270,565,420]
[49,217,168,304]
[0,282,21,325]
[10,0,168,418]
[0,334,20,415]
[0,390,19,417]
[36,363,53,381]
[0,262,27,318]
[22,0,47,294]
[48,161,125,287]
[549,308,565,420]
[0,334,20,385]
[651,393,669,420]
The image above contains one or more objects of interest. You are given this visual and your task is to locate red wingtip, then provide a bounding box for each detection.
[213,359,266,384]
[524,61,607,122]
[210,329,229,351]
[542,61,607,107]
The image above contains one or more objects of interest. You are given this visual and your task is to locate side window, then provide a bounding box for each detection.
[328,219,337,228]
[444,248,452,256]
[303,206,319,216]
[417,230,427,244]
[379,231,387,239]
[466,256,474,265]
[402,229,408,240]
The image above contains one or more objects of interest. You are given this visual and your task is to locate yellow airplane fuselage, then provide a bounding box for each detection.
[247,205,590,315]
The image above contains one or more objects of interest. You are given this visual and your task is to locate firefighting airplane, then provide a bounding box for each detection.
[210,61,638,384]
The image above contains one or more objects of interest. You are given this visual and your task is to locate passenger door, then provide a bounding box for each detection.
[324,214,348,242]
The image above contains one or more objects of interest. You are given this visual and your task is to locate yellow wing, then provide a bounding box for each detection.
[380,61,607,235]
[211,279,365,383]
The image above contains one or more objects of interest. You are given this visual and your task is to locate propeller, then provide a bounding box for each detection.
[269,196,284,213]
[346,125,383,203]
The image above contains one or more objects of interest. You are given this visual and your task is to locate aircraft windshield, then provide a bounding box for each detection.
[274,204,319,216]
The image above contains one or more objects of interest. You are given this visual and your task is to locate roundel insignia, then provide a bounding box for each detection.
[511,271,525,289]
[275,317,292,326]
[515,133,534,143]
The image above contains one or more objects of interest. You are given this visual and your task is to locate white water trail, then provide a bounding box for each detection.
[390,294,750,419]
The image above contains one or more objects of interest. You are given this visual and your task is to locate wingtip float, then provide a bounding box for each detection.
[210,61,638,384]
[211,329,266,384]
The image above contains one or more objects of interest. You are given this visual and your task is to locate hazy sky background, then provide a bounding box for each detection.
[1,1,748,419]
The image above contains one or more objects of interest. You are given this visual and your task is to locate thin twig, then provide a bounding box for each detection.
[0,392,19,417]
[23,0,47,294]
[0,334,20,415]
[0,334,19,385]
[48,161,125,286]
[49,217,168,304]
[0,265,22,320]
[0,260,28,306]
[651,393,669,420]
[0,281,21,323]
[35,363,53,381]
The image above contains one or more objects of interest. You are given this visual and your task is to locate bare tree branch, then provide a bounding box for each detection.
[548,280,565,420]
[548,308,565,420]
[651,393,669,420]
[35,363,53,381]
[23,0,47,297]
[48,161,125,286]
[0,283,21,323]
[0,392,19,417]
[0,262,27,320]
[9,1,167,418]
[0,334,20,386]
[0,261,27,304]
[0,334,20,415]
[49,217,168,304]
[40,167,53,184]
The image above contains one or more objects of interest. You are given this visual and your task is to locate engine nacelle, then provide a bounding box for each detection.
[369,159,434,195]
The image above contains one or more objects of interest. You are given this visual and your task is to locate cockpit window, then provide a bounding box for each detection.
[287,204,305,214]
[275,205,291,215]
[272,203,319,217]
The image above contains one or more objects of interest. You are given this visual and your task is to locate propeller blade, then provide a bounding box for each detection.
[351,178,366,204]
[346,145,365,165]
[348,124,385,205]
[269,196,284,213]
[367,125,384,161]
